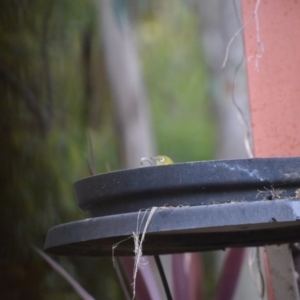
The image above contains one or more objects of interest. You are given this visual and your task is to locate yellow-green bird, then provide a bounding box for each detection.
[140,155,173,167]
[154,155,174,165]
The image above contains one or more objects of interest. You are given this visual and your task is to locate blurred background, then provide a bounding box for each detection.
[0,0,251,299]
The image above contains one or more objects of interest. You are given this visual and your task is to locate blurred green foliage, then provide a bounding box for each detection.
[138,1,215,162]
[0,0,216,299]
[0,0,120,299]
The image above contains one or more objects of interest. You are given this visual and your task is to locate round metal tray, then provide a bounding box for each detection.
[44,157,300,256]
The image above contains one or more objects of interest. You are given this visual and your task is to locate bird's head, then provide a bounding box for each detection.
[154,155,174,165]
[140,155,174,166]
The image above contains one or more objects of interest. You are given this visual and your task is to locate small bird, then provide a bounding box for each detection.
[140,155,174,167]
[154,155,174,165]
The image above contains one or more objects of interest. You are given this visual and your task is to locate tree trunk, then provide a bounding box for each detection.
[97,0,155,169]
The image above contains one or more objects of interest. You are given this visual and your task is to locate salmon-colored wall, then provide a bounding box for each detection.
[241,0,300,157]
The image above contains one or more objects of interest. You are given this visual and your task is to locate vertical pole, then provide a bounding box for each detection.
[241,1,300,299]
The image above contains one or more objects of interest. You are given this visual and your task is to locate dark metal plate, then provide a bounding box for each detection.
[44,157,300,256]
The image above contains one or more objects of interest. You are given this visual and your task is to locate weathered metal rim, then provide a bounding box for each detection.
[44,199,300,256]
[73,157,300,217]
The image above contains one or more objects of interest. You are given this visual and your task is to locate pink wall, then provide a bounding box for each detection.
[242,0,300,157]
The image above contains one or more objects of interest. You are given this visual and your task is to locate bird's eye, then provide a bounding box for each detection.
[159,157,165,162]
